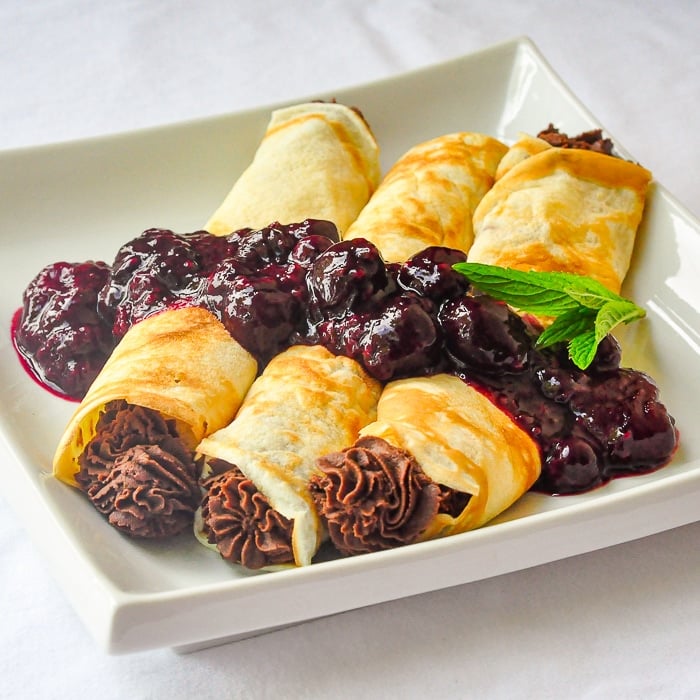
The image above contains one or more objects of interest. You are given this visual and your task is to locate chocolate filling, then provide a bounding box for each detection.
[76,400,200,538]
[309,435,470,556]
[537,124,615,155]
[200,459,295,570]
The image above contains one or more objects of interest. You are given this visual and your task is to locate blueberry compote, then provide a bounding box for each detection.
[97,228,238,340]
[14,220,339,399]
[13,225,677,494]
[439,297,678,494]
[302,242,468,380]
[14,261,115,399]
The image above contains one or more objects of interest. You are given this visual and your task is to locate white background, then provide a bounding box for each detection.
[1,1,699,698]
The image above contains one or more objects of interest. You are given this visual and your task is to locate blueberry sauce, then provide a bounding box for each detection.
[13,260,115,400]
[12,221,678,494]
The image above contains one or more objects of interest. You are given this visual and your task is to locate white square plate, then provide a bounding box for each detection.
[0,37,698,654]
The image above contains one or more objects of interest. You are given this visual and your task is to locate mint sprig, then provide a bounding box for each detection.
[452,263,646,369]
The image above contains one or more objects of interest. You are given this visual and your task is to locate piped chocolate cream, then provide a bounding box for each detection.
[76,400,201,538]
[309,436,469,556]
[200,459,295,570]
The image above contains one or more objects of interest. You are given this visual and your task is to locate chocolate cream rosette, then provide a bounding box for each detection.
[342,132,508,262]
[205,101,381,237]
[468,128,652,294]
[53,307,257,538]
[310,374,541,556]
[195,344,382,570]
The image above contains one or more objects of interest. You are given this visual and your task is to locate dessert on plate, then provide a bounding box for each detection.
[9,106,680,569]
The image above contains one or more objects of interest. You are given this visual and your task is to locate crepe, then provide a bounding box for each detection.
[53,306,258,487]
[494,132,552,180]
[312,374,541,554]
[204,102,381,237]
[362,374,540,536]
[468,136,652,293]
[342,132,508,262]
[196,344,382,568]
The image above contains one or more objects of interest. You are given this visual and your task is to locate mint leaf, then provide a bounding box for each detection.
[536,307,598,348]
[451,263,582,315]
[594,300,646,341]
[562,284,619,310]
[568,330,600,370]
[452,263,647,370]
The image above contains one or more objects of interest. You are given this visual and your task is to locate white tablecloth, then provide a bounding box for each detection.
[2,2,698,698]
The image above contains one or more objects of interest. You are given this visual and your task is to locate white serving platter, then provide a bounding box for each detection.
[0,36,698,655]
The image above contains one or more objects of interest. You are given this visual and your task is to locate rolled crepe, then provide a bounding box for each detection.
[196,344,382,569]
[469,136,652,293]
[494,132,551,180]
[342,132,508,262]
[205,102,381,236]
[311,374,541,555]
[53,306,258,487]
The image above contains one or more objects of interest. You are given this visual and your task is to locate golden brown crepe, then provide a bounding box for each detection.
[196,344,382,568]
[342,132,508,262]
[53,307,258,486]
[357,374,541,539]
[204,102,381,237]
[469,136,652,293]
[494,132,552,180]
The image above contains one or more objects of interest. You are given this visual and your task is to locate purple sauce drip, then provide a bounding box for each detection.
[12,223,678,495]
